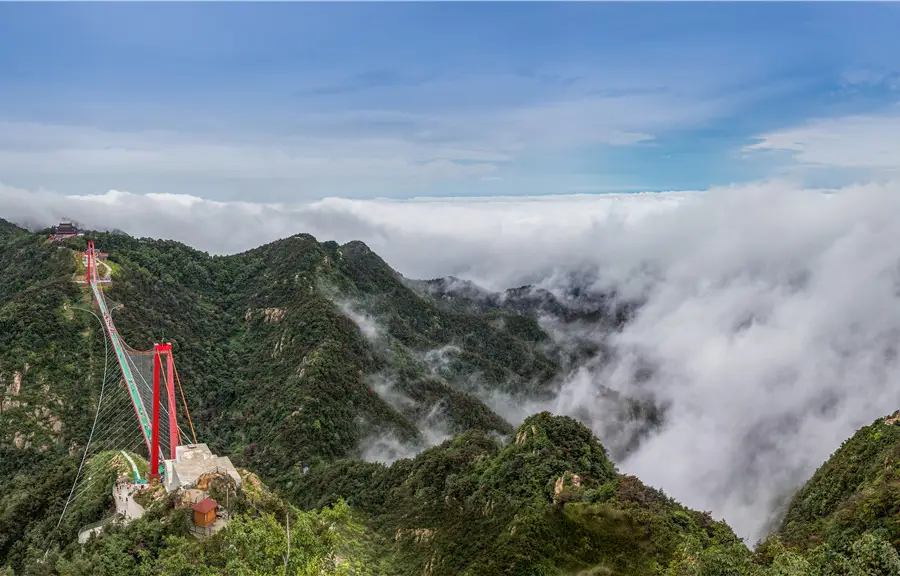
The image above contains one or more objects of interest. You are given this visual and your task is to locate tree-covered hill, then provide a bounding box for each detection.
[773,411,900,556]
[289,412,746,575]
[3,224,900,575]
[407,274,637,327]
[0,218,25,240]
[0,225,101,454]
[80,230,568,478]
[1,225,644,480]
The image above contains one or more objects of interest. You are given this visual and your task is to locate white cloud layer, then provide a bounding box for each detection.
[5,180,900,543]
[0,182,687,288]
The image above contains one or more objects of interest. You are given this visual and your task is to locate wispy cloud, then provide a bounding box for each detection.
[0,81,738,200]
[336,300,383,342]
[0,183,688,286]
[360,376,455,465]
[745,105,900,174]
[6,2,900,195]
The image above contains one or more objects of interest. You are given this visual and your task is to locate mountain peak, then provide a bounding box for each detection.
[340,239,373,256]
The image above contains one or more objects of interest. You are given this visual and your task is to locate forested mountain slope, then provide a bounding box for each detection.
[0,221,100,454]
[290,412,746,575]
[2,224,900,575]
[774,411,900,554]
[1,225,645,478]
[87,231,566,478]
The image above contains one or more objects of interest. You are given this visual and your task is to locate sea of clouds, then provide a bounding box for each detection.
[5,179,900,543]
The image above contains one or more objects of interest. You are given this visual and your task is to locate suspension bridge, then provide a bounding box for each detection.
[83,240,198,483]
[53,241,233,543]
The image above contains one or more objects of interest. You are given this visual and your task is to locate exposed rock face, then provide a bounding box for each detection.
[514,425,538,444]
[553,471,583,504]
[195,470,233,492]
[395,528,435,543]
[172,490,195,510]
[422,552,437,576]
[10,371,22,396]
[263,308,286,323]
[272,332,289,358]
[1,370,24,411]
[244,307,286,323]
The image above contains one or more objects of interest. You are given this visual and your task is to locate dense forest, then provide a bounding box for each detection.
[1,219,899,574]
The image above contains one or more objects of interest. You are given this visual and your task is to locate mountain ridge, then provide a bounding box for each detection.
[1,224,899,574]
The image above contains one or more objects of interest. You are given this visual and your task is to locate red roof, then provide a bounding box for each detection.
[191,497,218,514]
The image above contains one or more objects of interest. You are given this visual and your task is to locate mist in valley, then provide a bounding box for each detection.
[6,179,900,542]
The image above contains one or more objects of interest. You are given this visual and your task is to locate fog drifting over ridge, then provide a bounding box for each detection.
[0,181,687,288]
[5,180,900,542]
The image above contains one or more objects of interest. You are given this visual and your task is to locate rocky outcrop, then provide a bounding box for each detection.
[243,307,287,324]
[1,370,25,412]
[514,425,538,444]
[13,432,27,449]
[263,308,286,323]
[272,332,289,358]
[553,471,583,504]
[395,528,435,544]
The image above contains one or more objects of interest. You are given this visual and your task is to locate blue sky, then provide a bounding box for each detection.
[3,2,900,201]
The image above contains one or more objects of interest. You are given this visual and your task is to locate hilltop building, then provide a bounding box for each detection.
[54,222,78,235]
[49,222,83,241]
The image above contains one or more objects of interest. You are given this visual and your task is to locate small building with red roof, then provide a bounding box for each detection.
[191,497,218,528]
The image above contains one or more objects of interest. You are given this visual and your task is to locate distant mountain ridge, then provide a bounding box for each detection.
[406,274,639,325]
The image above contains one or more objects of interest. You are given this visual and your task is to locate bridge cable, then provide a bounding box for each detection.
[173,363,199,444]
[45,306,111,557]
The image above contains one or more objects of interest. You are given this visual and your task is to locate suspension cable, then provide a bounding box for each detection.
[48,305,110,550]
[106,299,198,445]
[173,362,198,444]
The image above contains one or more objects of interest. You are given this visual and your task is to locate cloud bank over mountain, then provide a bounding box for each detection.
[0,182,687,288]
[5,180,900,542]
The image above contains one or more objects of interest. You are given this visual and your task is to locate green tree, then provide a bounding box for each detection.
[221,503,348,576]
[847,532,900,575]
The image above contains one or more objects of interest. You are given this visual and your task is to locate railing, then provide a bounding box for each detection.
[208,466,238,480]
[119,450,143,483]
[76,513,122,542]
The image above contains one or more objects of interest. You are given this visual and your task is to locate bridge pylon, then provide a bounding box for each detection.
[150,343,177,485]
